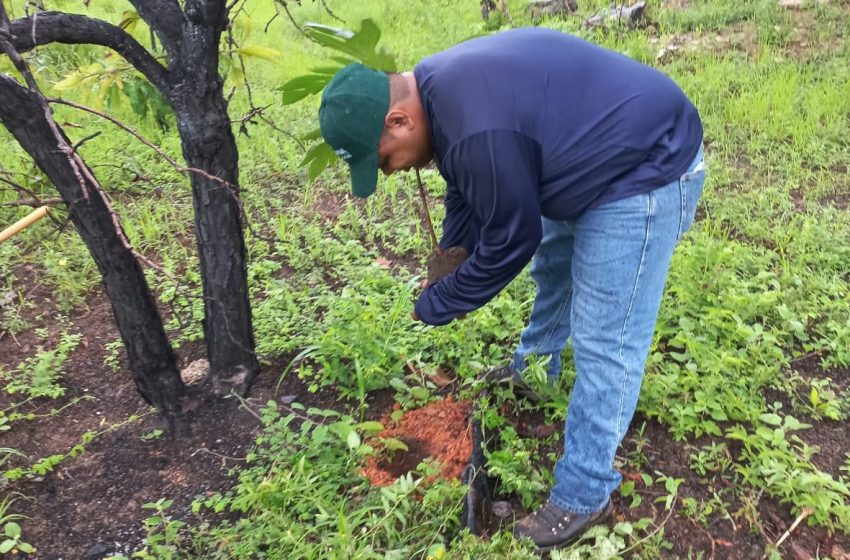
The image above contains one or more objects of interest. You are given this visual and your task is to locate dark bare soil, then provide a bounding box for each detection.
[2,278,849,559]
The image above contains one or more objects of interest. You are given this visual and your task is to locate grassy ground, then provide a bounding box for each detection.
[1,0,850,558]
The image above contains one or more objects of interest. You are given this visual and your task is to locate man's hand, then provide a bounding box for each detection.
[412,310,421,322]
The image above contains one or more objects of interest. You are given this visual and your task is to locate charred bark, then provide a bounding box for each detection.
[0,75,186,430]
[173,100,259,396]
[3,0,260,396]
[165,0,259,395]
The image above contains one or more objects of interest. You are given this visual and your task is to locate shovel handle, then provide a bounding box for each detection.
[0,205,50,244]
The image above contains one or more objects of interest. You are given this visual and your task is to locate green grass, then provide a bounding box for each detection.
[2,0,850,557]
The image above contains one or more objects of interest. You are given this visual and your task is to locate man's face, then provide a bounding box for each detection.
[377,109,432,176]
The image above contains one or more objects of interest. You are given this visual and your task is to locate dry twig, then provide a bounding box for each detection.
[771,507,813,553]
[415,168,440,253]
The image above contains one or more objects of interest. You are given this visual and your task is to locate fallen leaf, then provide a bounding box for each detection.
[428,367,455,388]
[620,470,644,481]
[375,257,392,268]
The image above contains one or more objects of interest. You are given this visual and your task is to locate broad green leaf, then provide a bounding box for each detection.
[346,430,361,450]
[299,143,326,169]
[307,151,331,181]
[782,415,811,431]
[301,128,323,141]
[54,72,85,91]
[118,10,140,32]
[330,55,357,67]
[382,437,409,452]
[357,421,384,434]
[79,63,105,85]
[123,79,148,117]
[235,45,282,60]
[106,82,122,110]
[426,543,446,559]
[279,73,333,105]
[312,65,344,76]
[759,413,782,426]
[0,540,15,554]
[229,64,245,88]
[304,19,396,72]
[299,142,338,182]
[614,521,633,536]
[709,408,728,421]
[4,523,20,538]
[346,18,381,58]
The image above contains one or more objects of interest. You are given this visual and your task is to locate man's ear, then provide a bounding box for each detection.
[385,108,413,130]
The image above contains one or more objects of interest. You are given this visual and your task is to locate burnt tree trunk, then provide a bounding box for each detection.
[5,0,260,396]
[0,75,185,429]
[175,107,258,396]
[166,1,258,395]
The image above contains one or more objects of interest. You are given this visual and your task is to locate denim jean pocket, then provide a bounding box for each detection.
[677,162,706,240]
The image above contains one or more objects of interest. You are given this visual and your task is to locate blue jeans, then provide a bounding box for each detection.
[511,147,706,514]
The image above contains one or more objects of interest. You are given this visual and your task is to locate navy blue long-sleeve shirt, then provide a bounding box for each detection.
[412,28,703,325]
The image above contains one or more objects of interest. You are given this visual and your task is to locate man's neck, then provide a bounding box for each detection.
[401,72,418,99]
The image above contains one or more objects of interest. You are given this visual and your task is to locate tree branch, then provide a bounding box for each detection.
[1,197,63,207]
[49,97,234,190]
[4,11,170,93]
[0,173,39,199]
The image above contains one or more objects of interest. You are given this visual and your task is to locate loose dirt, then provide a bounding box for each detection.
[362,396,472,487]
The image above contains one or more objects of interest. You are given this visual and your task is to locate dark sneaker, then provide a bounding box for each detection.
[513,499,613,553]
[483,366,542,402]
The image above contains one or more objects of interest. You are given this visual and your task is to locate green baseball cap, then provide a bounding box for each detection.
[319,63,390,198]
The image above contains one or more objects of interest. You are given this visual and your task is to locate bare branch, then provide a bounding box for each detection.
[0,174,38,199]
[258,114,307,151]
[189,447,247,461]
[47,98,277,253]
[264,9,279,33]
[49,97,234,190]
[274,0,306,37]
[3,11,170,93]
[1,197,63,207]
[415,169,440,253]
[71,131,102,151]
[320,0,344,24]
[0,4,38,91]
